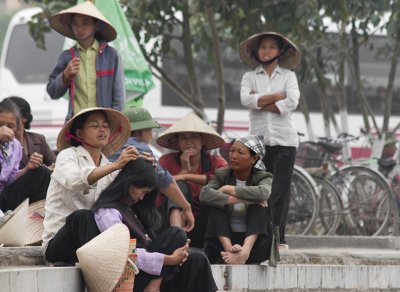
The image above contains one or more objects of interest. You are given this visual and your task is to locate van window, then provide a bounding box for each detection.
[4,24,63,84]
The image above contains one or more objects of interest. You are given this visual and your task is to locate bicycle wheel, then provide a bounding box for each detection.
[286,165,319,235]
[310,175,342,236]
[332,165,397,236]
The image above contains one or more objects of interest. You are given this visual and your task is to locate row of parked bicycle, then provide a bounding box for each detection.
[286,135,400,237]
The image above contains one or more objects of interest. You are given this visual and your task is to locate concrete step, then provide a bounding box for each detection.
[0,266,84,292]
[1,260,400,292]
[2,236,400,291]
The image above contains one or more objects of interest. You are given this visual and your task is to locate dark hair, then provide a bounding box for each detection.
[257,34,285,50]
[4,96,33,129]
[69,110,107,147]
[0,99,21,130]
[93,158,161,231]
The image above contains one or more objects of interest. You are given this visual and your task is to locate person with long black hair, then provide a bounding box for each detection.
[45,158,217,292]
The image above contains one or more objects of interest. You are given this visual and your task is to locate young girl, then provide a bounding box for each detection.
[156,112,227,248]
[95,158,217,291]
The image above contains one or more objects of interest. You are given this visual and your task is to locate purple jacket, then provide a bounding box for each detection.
[0,139,22,193]
[47,42,125,121]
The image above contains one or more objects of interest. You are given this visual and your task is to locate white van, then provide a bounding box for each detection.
[0,7,68,149]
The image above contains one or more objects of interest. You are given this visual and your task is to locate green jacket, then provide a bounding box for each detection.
[199,167,273,209]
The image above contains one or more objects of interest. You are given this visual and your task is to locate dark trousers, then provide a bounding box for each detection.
[134,226,217,292]
[0,166,51,212]
[204,205,272,264]
[161,180,208,249]
[45,209,100,263]
[263,145,296,243]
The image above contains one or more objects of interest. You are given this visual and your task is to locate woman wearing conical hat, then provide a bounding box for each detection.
[239,32,301,250]
[47,1,125,122]
[156,112,228,249]
[42,107,139,260]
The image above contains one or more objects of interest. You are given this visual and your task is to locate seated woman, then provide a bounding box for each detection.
[42,107,138,258]
[4,96,56,170]
[46,158,217,292]
[156,112,228,248]
[200,135,273,264]
[0,99,50,212]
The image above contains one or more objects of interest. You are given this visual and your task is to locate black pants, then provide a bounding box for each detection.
[161,180,208,249]
[134,226,217,292]
[204,205,272,264]
[45,209,100,263]
[0,166,51,212]
[263,145,296,244]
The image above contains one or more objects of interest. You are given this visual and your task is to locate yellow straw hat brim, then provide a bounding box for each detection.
[50,1,117,42]
[25,200,45,246]
[76,223,130,292]
[57,107,131,157]
[156,112,225,151]
[0,199,28,246]
[239,31,301,70]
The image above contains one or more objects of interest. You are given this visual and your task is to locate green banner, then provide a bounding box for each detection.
[66,0,155,103]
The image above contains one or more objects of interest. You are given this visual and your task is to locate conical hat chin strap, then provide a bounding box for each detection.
[253,45,289,66]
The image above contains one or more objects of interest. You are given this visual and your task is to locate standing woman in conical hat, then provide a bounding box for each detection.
[239,32,302,250]
[47,1,125,122]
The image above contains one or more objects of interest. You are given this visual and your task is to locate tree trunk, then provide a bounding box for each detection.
[181,0,205,116]
[337,22,349,134]
[205,0,225,134]
[382,18,400,133]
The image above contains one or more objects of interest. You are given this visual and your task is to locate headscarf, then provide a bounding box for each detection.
[237,135,266,170]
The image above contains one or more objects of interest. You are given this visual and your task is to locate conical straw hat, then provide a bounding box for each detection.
[25,200,45,246]
[57,107,131,157]
[76,223,131,292]
[239,31,301,70]
[50,1,117,42]
[156,112,225,150]
[0,199,28,246]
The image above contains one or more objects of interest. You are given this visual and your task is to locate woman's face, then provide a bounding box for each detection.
[0,112,18,134]
[76,112,110,149]
[177,132,203,155]
[125,185,153,205]
[229,141,258,171]
[257,36,281,63]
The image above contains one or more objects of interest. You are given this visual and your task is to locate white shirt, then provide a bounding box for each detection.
[42,146,118,250]
[240,65,300,147]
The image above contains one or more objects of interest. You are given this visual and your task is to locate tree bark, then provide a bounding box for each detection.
[205,0,225,134]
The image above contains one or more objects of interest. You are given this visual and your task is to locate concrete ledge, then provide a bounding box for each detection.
[279,248,400,265]
[0,247,44,266]
[286,235,400,250]
[212,264,400,291]
[0,266,84,292]
[1,261,400,291]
